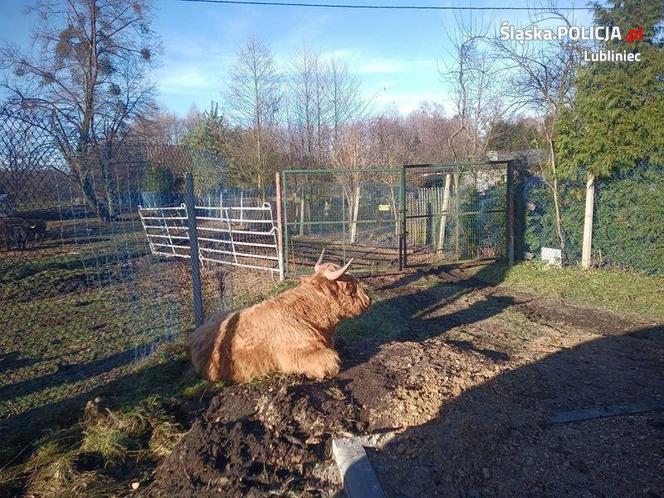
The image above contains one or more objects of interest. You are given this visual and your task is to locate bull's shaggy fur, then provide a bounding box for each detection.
[188,258,371,383]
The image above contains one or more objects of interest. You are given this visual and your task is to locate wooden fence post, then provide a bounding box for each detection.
[581,171,595,269]
[275,172,285,281]
[184,172,204,327]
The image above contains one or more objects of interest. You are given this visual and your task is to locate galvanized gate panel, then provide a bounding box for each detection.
[281,169,401,275]
[401,162,512,268]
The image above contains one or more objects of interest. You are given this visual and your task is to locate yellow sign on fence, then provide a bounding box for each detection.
[378,204,391,212]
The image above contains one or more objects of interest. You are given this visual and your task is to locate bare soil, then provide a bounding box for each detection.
[145,268,664,497]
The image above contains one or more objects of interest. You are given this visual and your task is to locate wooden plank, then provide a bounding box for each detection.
[549,400,664,425]
[332,437,387,498]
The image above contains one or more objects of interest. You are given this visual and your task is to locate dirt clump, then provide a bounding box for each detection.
[145,376,364,497]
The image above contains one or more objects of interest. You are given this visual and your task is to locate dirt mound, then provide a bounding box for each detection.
[143,336,500,497]
[144,273,664,497]
[145,374,366,497]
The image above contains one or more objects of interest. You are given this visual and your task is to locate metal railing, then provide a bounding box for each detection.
[138,201,284,280]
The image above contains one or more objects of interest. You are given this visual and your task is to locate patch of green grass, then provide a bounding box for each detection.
[0,343,218,496]
[337,296,406,340]
[0,220,228,495]
[81,425,134,465]
[476,261,664,320]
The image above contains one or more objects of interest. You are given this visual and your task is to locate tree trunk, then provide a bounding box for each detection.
[437,173,452,253]
[80,174,110,221]
[299,190,305,236]
[99,153,117,221]
[547,137,566,257]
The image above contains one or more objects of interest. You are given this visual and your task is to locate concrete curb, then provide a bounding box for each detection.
[332,437,387,498]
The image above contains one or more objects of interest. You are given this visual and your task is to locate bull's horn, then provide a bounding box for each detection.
[314,249,326,272]
[324,258,354,280]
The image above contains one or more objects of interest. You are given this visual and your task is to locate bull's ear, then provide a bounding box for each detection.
[323,259,354,280]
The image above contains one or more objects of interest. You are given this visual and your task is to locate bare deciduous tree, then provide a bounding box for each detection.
[493,7,581,255]
[332,121,377,243]
[1,0,159,220]
[225,37,281,190]
[288,46,326,167]
[441,13,502,162]
[326,55,365,151]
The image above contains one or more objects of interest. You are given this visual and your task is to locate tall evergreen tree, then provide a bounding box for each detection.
[557,0,664,172]
[556,0,664,266]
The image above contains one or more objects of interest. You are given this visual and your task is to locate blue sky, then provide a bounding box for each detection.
[0,0,594,116]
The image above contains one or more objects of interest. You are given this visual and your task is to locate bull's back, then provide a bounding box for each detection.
[187,309,237,382]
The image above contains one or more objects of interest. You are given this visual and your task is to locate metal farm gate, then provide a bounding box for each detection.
[281,168,402,274]
[400,161,514,269]
[281,162,514,275]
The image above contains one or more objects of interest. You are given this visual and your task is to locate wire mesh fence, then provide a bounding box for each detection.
[403,163,509,267]
[282,163,510,274]
[520,161,664,274]
[3,101,660,422]
[0,112,240,417]
[282,169,402,275]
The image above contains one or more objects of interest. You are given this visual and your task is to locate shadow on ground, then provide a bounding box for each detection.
[367,324,664,497]
[336,262,514,367]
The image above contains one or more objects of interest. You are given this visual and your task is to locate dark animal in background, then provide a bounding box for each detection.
[0,217,46,251]
[26,220,47,242]
[1,221,28,251]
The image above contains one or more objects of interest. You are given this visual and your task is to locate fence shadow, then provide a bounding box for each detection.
[337,262,512,368]
[366,324,664,497]
[0,354,199,470]
[0,348,147,404]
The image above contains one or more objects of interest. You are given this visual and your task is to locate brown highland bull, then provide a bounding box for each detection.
[188,251,371,384]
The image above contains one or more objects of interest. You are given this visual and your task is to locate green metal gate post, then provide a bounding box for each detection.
[505,160,515,266]
[400,164,407,270]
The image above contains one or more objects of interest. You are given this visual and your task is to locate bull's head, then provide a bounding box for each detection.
[309,249,372,318]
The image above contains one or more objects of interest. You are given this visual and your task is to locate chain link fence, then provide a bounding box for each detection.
[519,161,664,274]
[0,112,242,417]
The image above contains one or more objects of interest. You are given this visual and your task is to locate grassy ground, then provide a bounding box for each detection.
[3,250,663,495]
[0,220,209,496]
[0,217,288,496]
[473,261,664,321]
[0,245,193,420]
[0,342,224,496]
